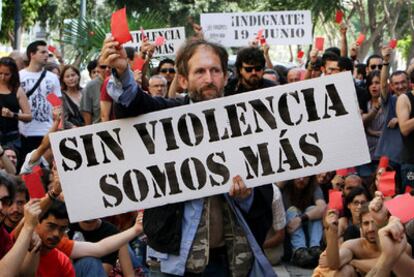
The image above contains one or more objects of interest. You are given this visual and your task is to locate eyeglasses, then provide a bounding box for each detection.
[370,64,383,70]
[0,196,12,206]
[243,65,264,73]
[160,68,175,74]
[351,200,366,206]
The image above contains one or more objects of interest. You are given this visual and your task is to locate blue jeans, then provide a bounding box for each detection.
[74,257,107,277]
[286,206,323,251]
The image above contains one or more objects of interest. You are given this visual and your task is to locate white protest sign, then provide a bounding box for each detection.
[201,11,312,47]
[123,27,185,57]
[50,72,369,222]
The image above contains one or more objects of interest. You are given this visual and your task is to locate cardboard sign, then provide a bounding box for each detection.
[111,7,133,44]
[378,171,396,197]
[328,189,343,211]
[50,72,370,222]
[315,37,324,51]
[335,10,344,24]
[47,93,62,107]
[123,27,186,57]
[385,193,414,223]
[201,11,312,47]
[22,166,46,199]
[356,33,365,46]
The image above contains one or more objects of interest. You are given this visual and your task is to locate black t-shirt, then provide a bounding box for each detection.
[69,220,119,266]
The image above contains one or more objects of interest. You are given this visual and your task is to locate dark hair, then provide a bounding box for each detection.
[306,57,323,70]
[338,57,354,72]
[44,62,60,74]
[322,51,339,67]
[366,54,383,67]
[325,47,341,57]
[157,58,175,74]
[175,40,228,79]
[235,47,265,76]
[124,47,136,61]
[410,70,414,84]
[26,40,47,63]
[87,59,98,75]
[40,199,68,222]
[263,68,279,77]
[0,57,20,93]
[344,186,370,219]
[285,176,316,212]
[273,65,288,85]
[60,65,81,91]
[0,172,16,202]
[14,182,30,202]
[355,63,367,80]
[366,70,381,93]
[390,70,408,83]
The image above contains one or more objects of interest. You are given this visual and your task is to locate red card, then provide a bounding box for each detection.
[140,27,148,42]
[22,166,45,199]
[154,36,166,46]
[378,171,396,197]
[48,45,56,53]
[132,56,145,71]
[335,10,344,24]
[111,7,132,44]
[328,189,343,212]
[378,156,389,169]
[260,37,266,45]
[297,50,305,59]
[389,39,397,49]
[356,33,366,46]
[46,93,62,107]
[315,37,324,51]
[256,28,264,40]
[385,193,414,223]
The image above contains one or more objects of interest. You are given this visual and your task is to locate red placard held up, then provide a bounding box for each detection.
[21,166,45,199]
[328,189,343,212]
[389,39,398,49]
[378,171,396,197]
[385,193,414,223]
[46,93,62,107]
[335,10,344,24]
[356,33,366,46]
[111,7,133,44]
[315,37,324,51]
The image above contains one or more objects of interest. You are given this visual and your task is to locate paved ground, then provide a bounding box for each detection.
[273,263,313,277]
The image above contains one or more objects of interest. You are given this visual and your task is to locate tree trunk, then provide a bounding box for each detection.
[13,0,22,50]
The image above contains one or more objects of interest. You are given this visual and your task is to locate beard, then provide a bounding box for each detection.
[188,83,222,102]
[244,75,261,88]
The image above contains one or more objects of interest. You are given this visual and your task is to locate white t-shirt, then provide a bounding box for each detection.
[19,69,61,136]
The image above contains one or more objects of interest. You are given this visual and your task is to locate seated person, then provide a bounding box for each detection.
[3,181,29,233]
[281,176,327,268]
[338,186,371,242]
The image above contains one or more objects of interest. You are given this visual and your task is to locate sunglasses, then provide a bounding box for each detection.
[370,64,383,70]
[0,196,12,207]
[160,68,175,74]
[99,65,109,69]
[243,65,264,73]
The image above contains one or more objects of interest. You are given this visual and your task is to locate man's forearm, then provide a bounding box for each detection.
[350,258,377,274]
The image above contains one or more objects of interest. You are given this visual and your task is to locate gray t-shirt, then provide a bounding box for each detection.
[80,78,103,124]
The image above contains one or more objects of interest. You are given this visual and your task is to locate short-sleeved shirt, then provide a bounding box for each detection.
[57,235,75,257]
[0,225,13,259]
[36,248,75,277]
[69,220,119,266]
[19,69,62,136]
[80,78,103,124]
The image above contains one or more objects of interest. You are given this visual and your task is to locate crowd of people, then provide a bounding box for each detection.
[0,19,413,277]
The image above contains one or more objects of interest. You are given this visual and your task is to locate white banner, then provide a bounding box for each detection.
[201,11,312,47]
[50,72,369,222]
[123,27,186,57]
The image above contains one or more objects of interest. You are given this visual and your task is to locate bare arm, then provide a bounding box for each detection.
[263,44,273,69]
[16,87,32,122]
[70,213,143,259]
[340,23,348,57]
[350,258,378,274]
[263,229,285,249]
[100,101,112,122]
[81,111,92,125]
[118,244,135,277]
[396,94,414,136]
[380,46,392,101]
[305,199,326,220]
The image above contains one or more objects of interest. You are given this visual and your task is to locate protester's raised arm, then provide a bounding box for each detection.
[340,23,348,57]
[101,37,128,76]
[380,46,392,101]
[70,212,143,259]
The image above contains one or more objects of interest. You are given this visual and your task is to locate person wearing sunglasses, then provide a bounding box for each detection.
[157,58,176,86]
[225,47,277,96]
[366,54,383,75]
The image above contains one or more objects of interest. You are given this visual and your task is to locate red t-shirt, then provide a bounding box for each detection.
[36,248,75,277]
[0,225,13,259]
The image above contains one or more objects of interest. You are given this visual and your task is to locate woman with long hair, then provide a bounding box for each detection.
[0,57,32,148]
[281,176,327,268]
[60,65,84,129]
